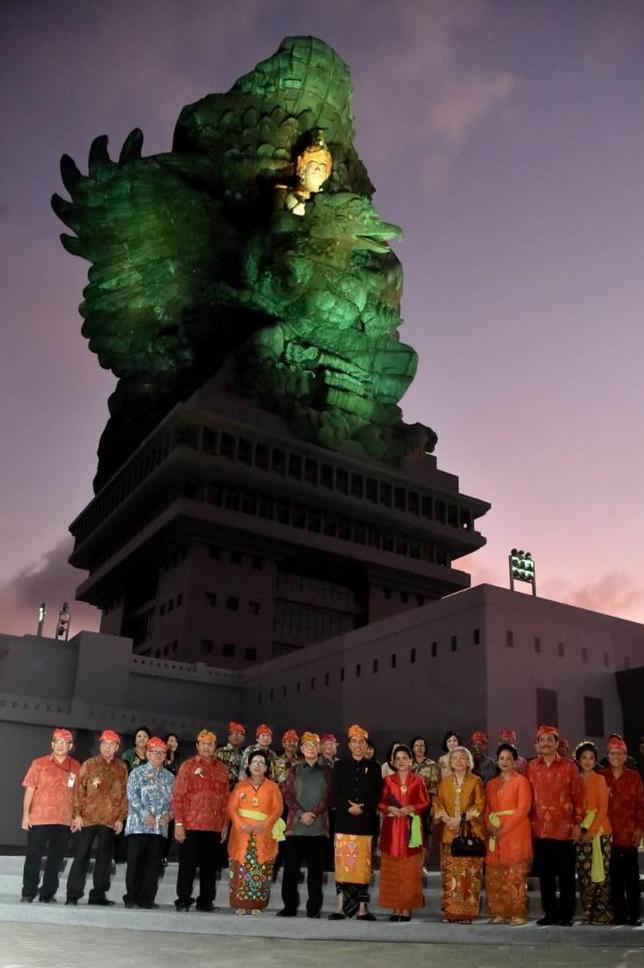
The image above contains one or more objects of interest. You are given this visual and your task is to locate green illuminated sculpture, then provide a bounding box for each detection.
[53,37,436,489]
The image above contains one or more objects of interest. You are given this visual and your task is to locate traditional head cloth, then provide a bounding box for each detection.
[99,729,120,744]
[282,728,299,742]
[197,729,216,743]
[347,724,368,739]
[607,736,627,753]
[536,724,559,739]
[471,730,487,744]
[320,733,337,743]
[499,727,517,744]
[52,728,73,741]
[147,736,167,752]
[300,731,320,745]
[256,724,272,737]
[228,721,245,734]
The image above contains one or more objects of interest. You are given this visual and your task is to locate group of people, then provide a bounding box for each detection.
[20,720,644,925]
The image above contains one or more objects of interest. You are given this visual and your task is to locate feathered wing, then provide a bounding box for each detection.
[52,130,233,379]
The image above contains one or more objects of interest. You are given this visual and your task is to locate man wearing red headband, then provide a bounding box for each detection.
[123,737,175,908]
[600,736,644,926]
[470,731,496,785]
[216,722,246,789]
[172,729,229,912]
[526,725,584,926]
[498,728,528,775]
[273,729,302,784]
[20,728,80,902]
[66,729,128,906]
[240,724,277,778]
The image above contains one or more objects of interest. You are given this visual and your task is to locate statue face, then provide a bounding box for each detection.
[299,159,329,193]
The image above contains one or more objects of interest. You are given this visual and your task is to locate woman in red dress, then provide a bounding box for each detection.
[378,744,430,921]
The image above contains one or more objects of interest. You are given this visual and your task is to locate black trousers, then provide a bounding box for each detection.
[176,830,220,906]
[533,838,576,921]
[281,836,327,915]
[610,845,640,923]
[66,824,115,901]
[22,824,69,900]
[124,834,164,906]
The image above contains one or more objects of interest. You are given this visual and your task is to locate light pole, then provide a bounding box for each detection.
[55,602,71,641]
[509,549,536,596]
[37,602,47,637]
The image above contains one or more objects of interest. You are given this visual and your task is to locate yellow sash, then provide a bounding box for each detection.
[581,809,605,883]
[487,809,514,852]
[238,807,286,842]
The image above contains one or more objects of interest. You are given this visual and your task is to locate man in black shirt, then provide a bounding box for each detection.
[329,724,382,920]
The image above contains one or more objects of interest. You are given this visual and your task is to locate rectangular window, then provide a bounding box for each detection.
[245,647,257,661]
[336,469,348,494]
[288,454,302,480]
[506,630,514,648]
[351,474,363,498]
[296,681,301,694]
[202,427,218,454]
[380,482,392,506]
[400,591,408,604]
[473,628,480,645]
[394,487,406,511]
[435,500,446,523]
[304,459,318,485]
[269,688,274,701]
[534,636,541,654]
[177,593,183,606]
[324,672,329,687]
[391,653,397,669]
[603,651,610,668]
[251,555,263,570]
[340,667,345,682]
[450,635,457,652]
[431,641,438,658]
[408,491,419,515]
[320,464,334,489]
[584,696,604,737]
[249,601,261,615]
[223,643,235,657]
[410,647,416,664]
[310,677,315,690]
[581,646,588,664]
[355,663,361,678]
[220,432,236,459]
[558,641,565,658]
[536,687,558,727]
[159,604,165,616]
[200,639,213,654]
[365,478,378,502]
[230,551,242,565]
[373,658,379,673]
[237,438,252,465]
[226,596,239,611]
[271,448,286,475]
[421,495,432,519]
[383,587,392,600]
[255,443,269,470]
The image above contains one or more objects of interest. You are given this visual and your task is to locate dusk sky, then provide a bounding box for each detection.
[2,0,644,637]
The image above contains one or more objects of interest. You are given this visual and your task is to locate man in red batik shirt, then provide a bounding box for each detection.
[21,727,80,902]
[526,724,584,926]
[600,736,644,926]
[173,729,229,912]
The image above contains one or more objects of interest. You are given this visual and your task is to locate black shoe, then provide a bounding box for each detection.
[627,919,642,927]
[399,915,411,922]
[39,896,57,903]
[123,900,138,909]
[559,920,573,927]
[20,896,35,903]
[536,916,558,925]
[329,912,346,920]
[196,903,215,912]
[357,912,377,921]
[88,898,114,907]
[140,902,160,909]
[276,908,297,917]
[161,858,168,867]
[65,899,78,906]
[306,911,321,919]
[175,902,190,912]
[389,914,401,922]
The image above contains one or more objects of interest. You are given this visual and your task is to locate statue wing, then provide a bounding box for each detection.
[52,130,231,379]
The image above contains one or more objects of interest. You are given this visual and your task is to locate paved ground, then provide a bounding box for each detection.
[1,922,643,968]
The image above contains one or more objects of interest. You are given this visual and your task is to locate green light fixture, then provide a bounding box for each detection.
[509,549,536,596]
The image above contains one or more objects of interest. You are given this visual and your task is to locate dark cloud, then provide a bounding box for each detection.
[0,537,100,638]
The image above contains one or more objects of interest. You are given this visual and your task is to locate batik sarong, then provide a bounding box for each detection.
[379,852,424,910]
[334,833,372,917]
[576,836,613,924]
[440,844,483,921]
[229,834,273,910]
[486,860,530,921]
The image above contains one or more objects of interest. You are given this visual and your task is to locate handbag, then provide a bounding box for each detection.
[451,815,485,858]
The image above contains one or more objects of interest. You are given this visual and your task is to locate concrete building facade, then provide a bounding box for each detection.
[1,584,642,846]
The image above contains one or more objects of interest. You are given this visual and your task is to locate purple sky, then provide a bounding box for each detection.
[2,0,644,637]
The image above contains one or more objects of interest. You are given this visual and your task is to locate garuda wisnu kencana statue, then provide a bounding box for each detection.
[53,36,437,490]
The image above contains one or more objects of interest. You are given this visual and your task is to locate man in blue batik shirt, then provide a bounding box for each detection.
[124,736,175,908]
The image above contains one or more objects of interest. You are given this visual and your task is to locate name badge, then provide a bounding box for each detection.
[68,773,76,788]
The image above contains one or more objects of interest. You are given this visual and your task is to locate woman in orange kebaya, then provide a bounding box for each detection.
[484,743,533,925]
[226,750,283,915]
[574,741,613,924]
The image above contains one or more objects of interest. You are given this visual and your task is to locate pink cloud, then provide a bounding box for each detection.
[540,571,644,622]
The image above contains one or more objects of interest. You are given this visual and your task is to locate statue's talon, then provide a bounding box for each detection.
[88,134,111,175]
[60,154,83,194]
[51,194,78,232]
[119,128,144,164]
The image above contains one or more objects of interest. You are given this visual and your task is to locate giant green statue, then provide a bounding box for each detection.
[53,37,436,490]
